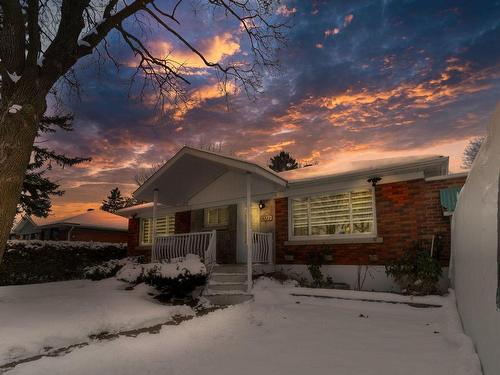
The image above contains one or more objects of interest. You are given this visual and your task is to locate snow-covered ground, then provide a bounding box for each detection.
[0,278,193,366]
[2,278,482,375]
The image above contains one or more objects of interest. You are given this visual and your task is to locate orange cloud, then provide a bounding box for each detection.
[344,14,354,27]
[324,28,340,37]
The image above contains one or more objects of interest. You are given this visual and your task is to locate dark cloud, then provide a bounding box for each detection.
[41,0,500,216]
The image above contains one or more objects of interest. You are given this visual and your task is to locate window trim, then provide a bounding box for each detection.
[203,205,230,228]
[288,187,377,241]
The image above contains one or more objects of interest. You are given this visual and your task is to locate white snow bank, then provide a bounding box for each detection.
[8,104,22,114]
[7,278,481,375]
[0,279,194,366]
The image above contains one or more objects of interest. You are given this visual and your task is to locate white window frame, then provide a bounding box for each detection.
[140,214,175,246]
[288,187,377,241]
[203,205,229,228]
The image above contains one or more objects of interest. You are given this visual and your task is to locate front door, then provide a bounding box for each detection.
[190,205,237,264]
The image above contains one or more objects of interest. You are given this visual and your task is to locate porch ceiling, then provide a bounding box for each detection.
[134,147,287,205]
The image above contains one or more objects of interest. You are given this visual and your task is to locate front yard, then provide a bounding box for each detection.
[0,278,481,375]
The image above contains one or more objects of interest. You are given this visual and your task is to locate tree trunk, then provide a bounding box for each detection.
[0,102,42,263]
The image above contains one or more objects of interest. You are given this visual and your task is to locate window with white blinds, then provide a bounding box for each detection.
[204,206,229,227]
[140,215,175,245]
[290,189,375,238]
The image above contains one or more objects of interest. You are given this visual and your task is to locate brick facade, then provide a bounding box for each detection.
[275,176,466,266]
[127,217,150,258]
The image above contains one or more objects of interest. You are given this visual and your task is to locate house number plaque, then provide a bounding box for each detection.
[261,215,273,222]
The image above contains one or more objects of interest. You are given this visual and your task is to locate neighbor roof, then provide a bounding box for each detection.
[37,210,128,231]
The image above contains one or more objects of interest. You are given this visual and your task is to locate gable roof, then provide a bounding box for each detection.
[36,210,128,231]
[134,146,287,204]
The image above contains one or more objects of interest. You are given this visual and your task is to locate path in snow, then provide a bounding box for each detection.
[5,279,482,375]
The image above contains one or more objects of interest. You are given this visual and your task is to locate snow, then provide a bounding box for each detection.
[0,279,194,366]
[7,71,21,83]
[37,55,44,67]
[116,254,206,283]
[32,209,129,231]
[6,239,125,251]
[8,104,22,114]
[3,278,481,375]
[280,154,446,182]
[77,39,91,47]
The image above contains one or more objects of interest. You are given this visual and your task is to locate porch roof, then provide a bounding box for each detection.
[133,146,287,206]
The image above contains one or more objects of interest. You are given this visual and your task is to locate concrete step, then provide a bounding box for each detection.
[207,282,247,292]
[204,293,253,306]
[210,273,247,283]
[213,264,247,273]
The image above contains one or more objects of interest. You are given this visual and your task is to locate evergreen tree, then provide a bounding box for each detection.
[101,188,134,213]
[462,136,485,169]
[269,151,299,172]
[18,115,90,217]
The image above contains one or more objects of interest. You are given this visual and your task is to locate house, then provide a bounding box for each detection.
[117,146,467,292]
[11,209,128,243]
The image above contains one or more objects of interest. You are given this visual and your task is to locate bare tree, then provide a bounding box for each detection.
[134,160,166,187]
[0,0,288,262]
[462,136,485,169]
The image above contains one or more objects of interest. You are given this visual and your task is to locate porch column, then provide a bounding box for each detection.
[246,172,253,293]
[152,188,158,260]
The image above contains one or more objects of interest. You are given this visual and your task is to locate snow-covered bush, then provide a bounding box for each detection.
[117,254,207,302]
[83,258,135,280]
[385,243,442,295]
[0,240,126,286]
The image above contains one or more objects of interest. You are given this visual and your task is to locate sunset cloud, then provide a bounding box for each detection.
[42,0,499,218]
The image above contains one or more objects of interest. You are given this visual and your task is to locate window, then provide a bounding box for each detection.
[204,206,229,227]
[290,189,375,239]
[140,215,175,245]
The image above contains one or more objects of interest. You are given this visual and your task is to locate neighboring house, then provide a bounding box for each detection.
[117,146,467,291]
[11,209,128,243]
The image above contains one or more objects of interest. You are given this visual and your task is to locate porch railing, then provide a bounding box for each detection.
[252,232,273,264]
[152,230,217,272]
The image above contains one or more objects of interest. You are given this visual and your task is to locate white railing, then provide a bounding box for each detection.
[152,231,217,270]
[252,232,273,264]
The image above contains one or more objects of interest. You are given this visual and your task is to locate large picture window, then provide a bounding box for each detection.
[140,215,175,245]
[290,189,375,239]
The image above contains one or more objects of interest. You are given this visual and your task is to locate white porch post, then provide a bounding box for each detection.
[246,173,253,293]
[152,189,159,260]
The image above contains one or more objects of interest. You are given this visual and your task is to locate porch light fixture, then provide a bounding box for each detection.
[367,176,382,186]
[259,201,266,209]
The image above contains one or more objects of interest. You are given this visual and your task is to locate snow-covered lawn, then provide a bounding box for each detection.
[2,278,481,375]
[0,278,193,366]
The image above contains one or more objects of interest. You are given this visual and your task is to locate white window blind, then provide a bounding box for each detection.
[204,206,229,227]
[140,215,175,245]
[291,189,374,238]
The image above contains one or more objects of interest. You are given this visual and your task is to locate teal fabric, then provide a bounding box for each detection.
[439,187,461,213]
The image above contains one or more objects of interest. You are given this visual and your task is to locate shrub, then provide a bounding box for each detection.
[306,249,335,288]
[0,240,126,285]
[385,243,442,295]
[116,254,208,302]
[83,258,137,281]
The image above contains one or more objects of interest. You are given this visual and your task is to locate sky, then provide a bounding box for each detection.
[42,0,500,218]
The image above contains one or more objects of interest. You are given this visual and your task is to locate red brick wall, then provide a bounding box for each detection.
[67,228,128,243]
[175,211,191,234]
[275,176,466,266]
[126,218,150,258]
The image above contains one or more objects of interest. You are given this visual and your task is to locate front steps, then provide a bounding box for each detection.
[204,264,253,305]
